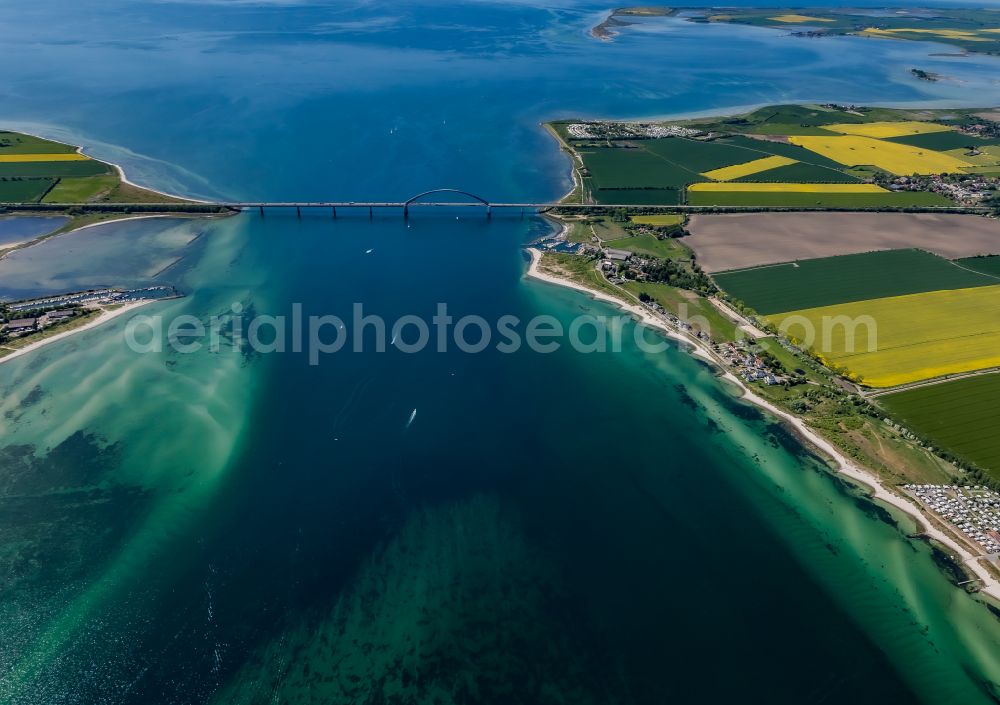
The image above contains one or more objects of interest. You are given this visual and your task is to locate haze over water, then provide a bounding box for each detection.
[2,1,1000,702]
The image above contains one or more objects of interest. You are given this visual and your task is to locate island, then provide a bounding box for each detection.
[533,103,1000,595]
[592,7,1000,56]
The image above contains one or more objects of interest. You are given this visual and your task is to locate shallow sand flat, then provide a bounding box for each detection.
[686,212,1000,272]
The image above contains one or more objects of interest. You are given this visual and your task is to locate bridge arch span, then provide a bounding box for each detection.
[402,188,492,217]
[403,188,490,207]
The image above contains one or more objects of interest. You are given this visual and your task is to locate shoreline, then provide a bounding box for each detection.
[524,246,1000,602]
[545,97,1000,130]
[0,300,156,368]
[7,126,209,204]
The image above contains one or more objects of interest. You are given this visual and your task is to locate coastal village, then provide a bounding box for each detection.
[0,286,178,349]
[535,222,788,388]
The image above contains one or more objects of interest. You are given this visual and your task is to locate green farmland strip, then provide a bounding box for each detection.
[641,137,756,173]
[714,249,997,314]
[581,147,698,189]
[720,135,847,169]
[0,177,56,203]
[594,188,681,205]
[885,131,1000,151]
[0,131,77,155]
[0,160,113,178]
[955,255,1000,278]
[880,373,1000,476]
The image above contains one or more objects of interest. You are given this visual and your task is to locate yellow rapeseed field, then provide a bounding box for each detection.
[701,155,797,181]
[769,284,1000,387]
[824,121,953,138]
[687,182,887,193]
[630,214,684,226]
[0,153,89,162]
[769,14,834,23]
[789,135,974,175]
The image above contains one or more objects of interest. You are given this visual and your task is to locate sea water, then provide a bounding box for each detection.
[1,2,1000,702]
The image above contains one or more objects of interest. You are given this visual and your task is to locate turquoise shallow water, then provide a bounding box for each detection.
[2,2,1000,703]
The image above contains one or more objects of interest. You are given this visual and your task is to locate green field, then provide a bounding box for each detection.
[43,175,119,202]
[686,105,918,134]
[593,188,680,205]
[734,161,861,183]
[955,255,1000,278]
[0,177,56,203]
[622,281,738,342]
[720,135,847,169]
[0,131,77,155]
[604,234,689,260]
[0,160,112,178]
[886,131,999,151]
[686,190,951,208]
[640,137,756,173]
[630,214,684,227]
[581,147,700,189]
[568,113,970,207]
[880,374,1000,476]
[714,249,997,315]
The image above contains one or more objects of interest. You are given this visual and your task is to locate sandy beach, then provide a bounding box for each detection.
[525,246,1000,602]
[0,300,155,367]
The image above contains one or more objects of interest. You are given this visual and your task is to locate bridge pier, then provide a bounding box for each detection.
[369,206,373,219]
[403,205,409,219]
[332,206,337,219]
[258,206,264,217]
[296,206,301,218]
[486,205,492,220]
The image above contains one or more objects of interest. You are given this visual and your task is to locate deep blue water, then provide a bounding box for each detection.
[2,2,1000,703]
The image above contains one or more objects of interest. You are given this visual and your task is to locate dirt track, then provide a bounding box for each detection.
[686,212,1000,272]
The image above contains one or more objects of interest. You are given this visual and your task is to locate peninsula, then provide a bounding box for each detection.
[535,103,1000,596]
[0,129,231,256]
[592,7,1000,56]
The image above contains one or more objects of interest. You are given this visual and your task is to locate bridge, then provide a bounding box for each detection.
[7,186,994,217]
